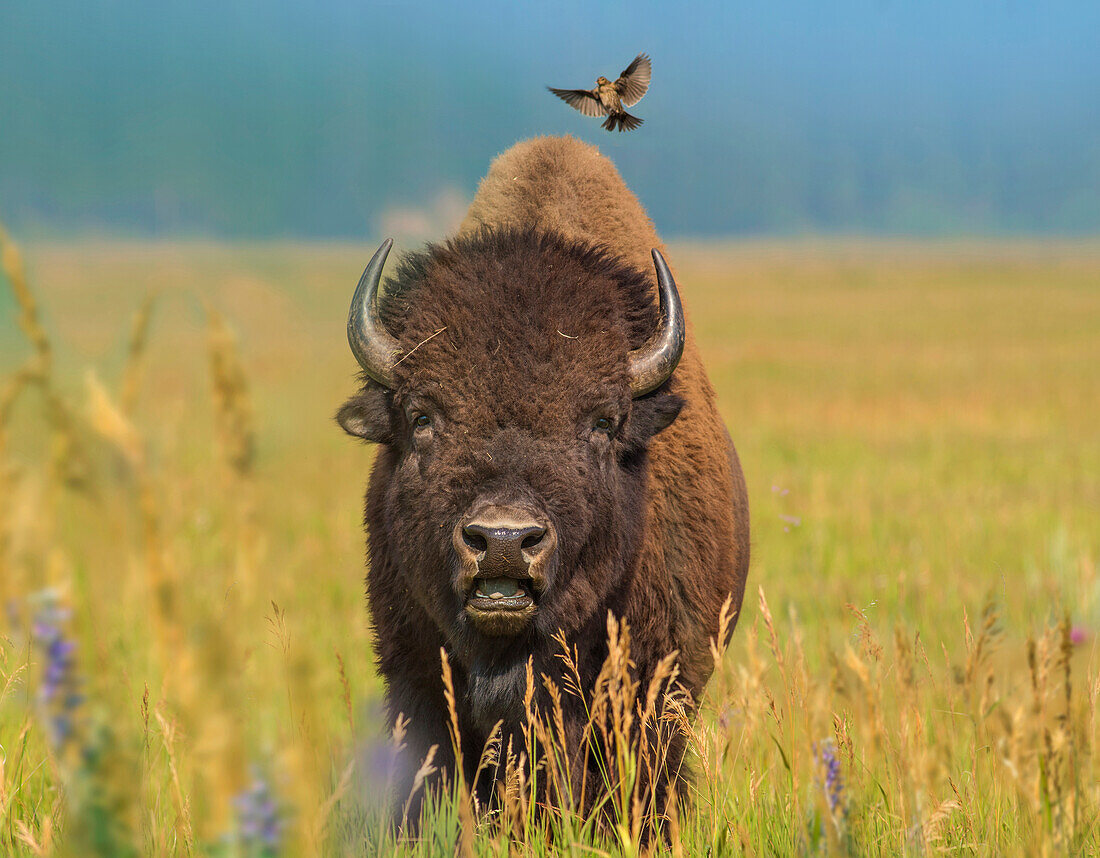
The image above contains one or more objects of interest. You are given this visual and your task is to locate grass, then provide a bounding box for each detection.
[1,233,1098,855]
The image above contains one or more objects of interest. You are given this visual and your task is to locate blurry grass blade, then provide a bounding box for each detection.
[119,293,158,415]
[0,223,51,370]
[86,370,144,468]
[206,305,255,479]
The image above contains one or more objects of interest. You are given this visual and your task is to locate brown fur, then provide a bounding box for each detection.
[461,135,750,685]
[339,135,749,831]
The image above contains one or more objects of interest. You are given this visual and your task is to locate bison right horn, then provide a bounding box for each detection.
[628,249,686,397]
[347,238,402,389]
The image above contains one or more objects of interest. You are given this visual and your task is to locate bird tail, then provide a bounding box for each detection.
[602,112,644,132]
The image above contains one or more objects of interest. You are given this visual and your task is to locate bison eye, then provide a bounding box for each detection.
[594,416,613,432]
[413,414,431,429]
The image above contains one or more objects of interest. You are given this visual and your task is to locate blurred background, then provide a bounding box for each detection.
[2,0,1099,240]
[1,2,1099,855]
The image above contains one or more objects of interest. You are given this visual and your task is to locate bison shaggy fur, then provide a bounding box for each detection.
[338,136,749,831]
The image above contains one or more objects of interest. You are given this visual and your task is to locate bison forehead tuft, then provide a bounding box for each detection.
[379,227,662,385]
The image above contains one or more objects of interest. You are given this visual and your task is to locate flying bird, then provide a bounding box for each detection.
[548,53,651,132]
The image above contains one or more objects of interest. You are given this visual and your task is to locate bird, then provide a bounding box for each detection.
[548,53,651,132]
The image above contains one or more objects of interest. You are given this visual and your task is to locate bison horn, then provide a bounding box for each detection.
[628,249,686,397]
[347,238,401,388]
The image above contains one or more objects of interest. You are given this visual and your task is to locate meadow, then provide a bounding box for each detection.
[1,232,1098,855]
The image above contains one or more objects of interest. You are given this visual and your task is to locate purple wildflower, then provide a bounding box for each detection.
[815,740,846,820]
[31,591,84,754]
[234,768,283,855]
[1070,625,1088,647]
[364,740,400,788]
[356,701,402,811]
[780,514,802,533]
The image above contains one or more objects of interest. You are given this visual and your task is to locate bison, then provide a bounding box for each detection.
[338,135,749,833]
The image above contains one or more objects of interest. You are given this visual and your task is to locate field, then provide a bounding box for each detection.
[1,235,1098,855]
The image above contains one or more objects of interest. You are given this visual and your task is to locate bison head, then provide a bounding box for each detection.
[338,229,684,682]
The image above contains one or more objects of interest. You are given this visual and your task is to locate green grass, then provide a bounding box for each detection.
[1,237,1098,855]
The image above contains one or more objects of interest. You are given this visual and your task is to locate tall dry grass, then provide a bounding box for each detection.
[0,230,1098,855]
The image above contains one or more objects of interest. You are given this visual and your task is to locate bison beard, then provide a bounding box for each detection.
[466,653,529,735]
[337,137,750,838]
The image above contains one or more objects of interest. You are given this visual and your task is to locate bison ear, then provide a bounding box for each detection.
[336,383,394,443]
[624,392,685,450]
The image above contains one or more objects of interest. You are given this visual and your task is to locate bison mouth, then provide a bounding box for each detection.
[465,576,537,635]
[468,576,534,610]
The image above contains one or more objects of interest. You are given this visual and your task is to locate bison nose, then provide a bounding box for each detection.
[460,517,548,577]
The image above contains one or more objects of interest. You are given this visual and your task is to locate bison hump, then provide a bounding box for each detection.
[458,135,664,277]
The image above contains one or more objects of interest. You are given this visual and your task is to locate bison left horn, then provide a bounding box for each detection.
[347,238,402,389]
[628,249,686,397]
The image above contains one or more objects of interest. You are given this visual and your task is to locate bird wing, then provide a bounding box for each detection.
[548,87,606,117]
[615,53,651,107]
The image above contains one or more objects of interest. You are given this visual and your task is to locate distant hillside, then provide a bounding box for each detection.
[2,0,1098,237]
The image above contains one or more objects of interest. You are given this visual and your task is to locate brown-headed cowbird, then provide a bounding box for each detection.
[548,53,651,132]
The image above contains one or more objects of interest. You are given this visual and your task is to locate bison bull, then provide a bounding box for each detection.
[338,136,749,831]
